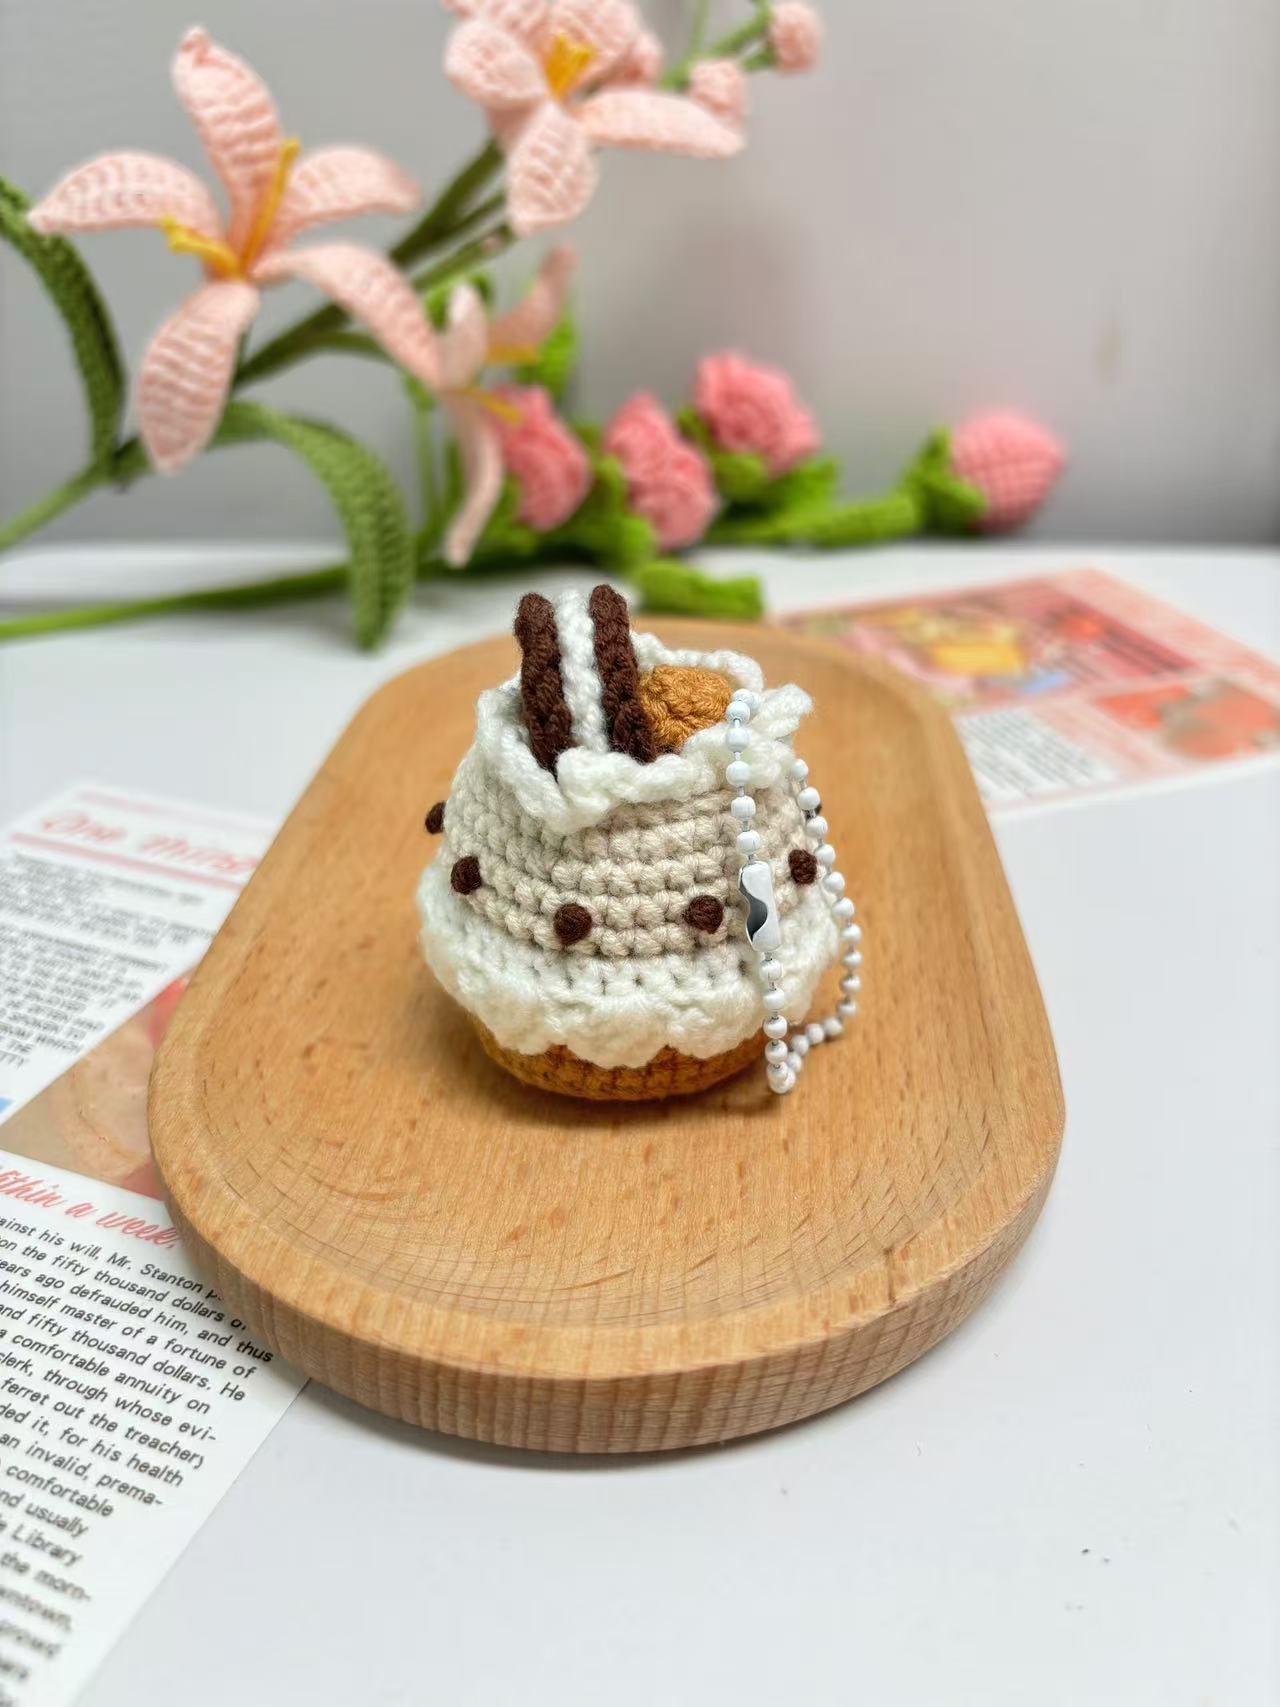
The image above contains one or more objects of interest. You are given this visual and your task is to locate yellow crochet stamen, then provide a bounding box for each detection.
[461,387,523,425]
[161,218,241,279]
[160,139,300,280]
[485,342,541,368]
[543,34,596,101]
[240,137,301,270]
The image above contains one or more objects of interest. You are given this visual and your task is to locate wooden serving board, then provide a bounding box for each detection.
[149,621,1063,1453]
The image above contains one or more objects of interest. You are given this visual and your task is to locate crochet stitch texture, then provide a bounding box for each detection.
[418,588,837,1070]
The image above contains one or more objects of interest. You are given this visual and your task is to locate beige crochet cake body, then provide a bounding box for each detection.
[416,586,839,1091]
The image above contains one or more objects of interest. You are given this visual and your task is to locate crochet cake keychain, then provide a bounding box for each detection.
[418,585,863,1100]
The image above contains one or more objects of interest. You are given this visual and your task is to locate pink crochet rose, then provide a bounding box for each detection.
[694,352,820,476]
[949,412,1065,531]
[492,386,592,531]
[689,60,748,130]
[435,250,577,565]
[769,3,823,73]
[605,393,717,549]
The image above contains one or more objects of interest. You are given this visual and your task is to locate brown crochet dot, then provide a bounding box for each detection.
[424,800,446,835]
[684,895,725,934]
[789,848,819,886]
[553,902,593,946]
[450,855,482,895]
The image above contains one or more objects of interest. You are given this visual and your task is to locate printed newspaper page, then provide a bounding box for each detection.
[0,786,301,1707]
[779,568,1280,812]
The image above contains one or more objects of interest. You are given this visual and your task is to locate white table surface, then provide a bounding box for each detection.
[2,544,1278,1707]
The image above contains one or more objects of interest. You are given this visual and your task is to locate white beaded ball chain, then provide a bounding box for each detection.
[725,688,863,1096]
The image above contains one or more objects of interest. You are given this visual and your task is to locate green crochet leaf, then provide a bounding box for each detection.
[675,407,771,503]
[675,411,843,516]
[514,313,578,401]
[762,456,841,512]
[211,402,412,648]
[472,477,540,560]
[631,559,765,621]
[903,430,986,534]
[445,434,657,574]
[0,176,124,468]
[551,454,656,568]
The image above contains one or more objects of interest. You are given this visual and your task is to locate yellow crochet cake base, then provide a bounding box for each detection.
[472,1020,765,1101]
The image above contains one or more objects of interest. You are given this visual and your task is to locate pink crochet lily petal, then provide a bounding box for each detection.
[439,284,491,391]
[688,60,748,130]
[488,247,576,353]
[505,102,598,236]
[137,278,259,474]
[486,106,534,152]
[27,151,225,240]
[547,0,639,81]
[269,147,419,247]
[254,243,439,387]
[473,0,548,35]
[443,397,504,566]
[577,89,744,157]
[172,28,284,252]
[445,19,548,110]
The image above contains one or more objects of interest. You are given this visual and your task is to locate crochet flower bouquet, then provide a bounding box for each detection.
[0,3,1064,645]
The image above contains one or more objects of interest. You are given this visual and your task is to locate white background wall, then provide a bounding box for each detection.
[1,0,1278,548]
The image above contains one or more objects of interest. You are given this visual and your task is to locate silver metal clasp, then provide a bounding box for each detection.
[738,859,781,953]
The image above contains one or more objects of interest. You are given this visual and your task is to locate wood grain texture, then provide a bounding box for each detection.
[149,622,1064,1453]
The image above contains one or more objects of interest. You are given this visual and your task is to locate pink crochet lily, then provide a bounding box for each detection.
[432,247,577,564]
[445,0,744,235]
[29,29,438,473]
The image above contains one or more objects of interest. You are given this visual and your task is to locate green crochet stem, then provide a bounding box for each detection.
[0,463,111,552]
[706,488,923,547]
[666,2,773,88]
[389,141,504,268]
[410,221,514,297]
[688,0,712,57]
[0,564,349,642]
[0,554,763,643]
[0,439,149,553]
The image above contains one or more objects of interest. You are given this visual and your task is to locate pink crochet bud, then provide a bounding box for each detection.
[605,393,718,550]
[492,386,592,532]
[949,411,1066,531]
[695,351,820,477]
[690,59,748,129]
[769,3,823,73]
[611,26,664,87]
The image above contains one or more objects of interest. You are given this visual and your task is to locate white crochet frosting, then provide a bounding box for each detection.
[417,622,838,1067]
